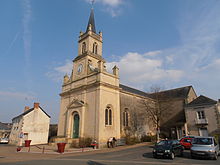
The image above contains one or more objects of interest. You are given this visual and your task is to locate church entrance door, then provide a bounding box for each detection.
[73,114,80,138]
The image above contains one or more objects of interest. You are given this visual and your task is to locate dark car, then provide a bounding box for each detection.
[153,140,184,159]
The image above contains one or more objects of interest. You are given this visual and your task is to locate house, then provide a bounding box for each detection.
[185,95,220,136]
[0,122,12,139]
[149,86,197,139]
[9,103,50,145]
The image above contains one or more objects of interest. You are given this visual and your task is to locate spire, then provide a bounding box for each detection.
[86,8,96,33]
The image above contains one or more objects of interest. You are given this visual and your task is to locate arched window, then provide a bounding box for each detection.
[109,109,112,125]
[82,42,86,54]
[123,109,129,127]
[105,106,112,125]
[72,112,80,138]
[105,108,108,125]
[93,42,98,54]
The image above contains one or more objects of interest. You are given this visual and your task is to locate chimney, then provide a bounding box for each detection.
[24,106,30,112]
[34,102,40,109]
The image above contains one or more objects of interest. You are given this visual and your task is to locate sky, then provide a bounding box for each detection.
[0,0,220,123]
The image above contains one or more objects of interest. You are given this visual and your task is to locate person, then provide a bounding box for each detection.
[112,137,117,147]
[107,137,113,148]
[107,137,117,148]
[91,140,98,149]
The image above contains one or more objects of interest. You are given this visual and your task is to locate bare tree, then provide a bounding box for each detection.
[142,86,172,142]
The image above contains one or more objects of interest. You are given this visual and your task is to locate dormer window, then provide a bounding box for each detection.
[82,42,86,54]
[93,42,98,54]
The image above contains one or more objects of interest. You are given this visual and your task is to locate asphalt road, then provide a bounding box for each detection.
[1,144,220,165]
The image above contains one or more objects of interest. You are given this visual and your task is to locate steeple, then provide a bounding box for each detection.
[86,8,96,33]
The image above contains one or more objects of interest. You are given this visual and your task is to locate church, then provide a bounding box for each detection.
[57,8,198,147]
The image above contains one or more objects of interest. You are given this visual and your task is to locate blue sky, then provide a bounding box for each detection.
[1,0,220,123]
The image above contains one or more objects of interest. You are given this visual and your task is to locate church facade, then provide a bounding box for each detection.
[57,9,155,146]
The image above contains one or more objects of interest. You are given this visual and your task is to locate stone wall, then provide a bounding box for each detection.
[119,91,155,139]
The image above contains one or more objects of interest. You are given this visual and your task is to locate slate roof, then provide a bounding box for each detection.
[86,8,96,33]
[149,86,193,100]
[187,95,217,107]
[119,84,194,100]
[119,84,150,97]
[0,122,11,130]
[12,106,50,121]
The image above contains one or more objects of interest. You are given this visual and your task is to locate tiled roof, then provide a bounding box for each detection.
[119,84,193,100]
[149,86,193,100]
[0,122,11,130]
[187,95,217,107]
[12,106,50,121]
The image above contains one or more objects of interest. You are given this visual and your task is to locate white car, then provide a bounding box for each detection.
[0,138,9,144]
[191,136,219,160]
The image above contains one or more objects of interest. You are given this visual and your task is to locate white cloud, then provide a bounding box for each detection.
[97,0,122,7]
[85,0,124,17]
[0,91,35,101]
[55,60,72,73]
[46,60,72,82]
[106,52,184,88]
[22,0,33,93]
[22,0,32,66]
[144,50,162,57]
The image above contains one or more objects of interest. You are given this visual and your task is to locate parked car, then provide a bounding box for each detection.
[153,140,184,159]
[180,137,193,149]
[0,137,9,144]
[190,136,219,160]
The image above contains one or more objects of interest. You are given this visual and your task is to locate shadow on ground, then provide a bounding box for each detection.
[143,150,215,161]
[87,160,106,165]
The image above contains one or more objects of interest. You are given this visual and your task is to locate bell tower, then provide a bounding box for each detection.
[71,8,105,80]
[58,7,120,148]
[78,8,103,57]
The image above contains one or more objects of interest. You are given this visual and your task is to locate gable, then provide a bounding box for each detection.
[187,95,217,107]
[149,86,194,100]
[67,99,85,109]
[12,106,50,121]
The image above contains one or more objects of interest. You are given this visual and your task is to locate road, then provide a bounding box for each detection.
[1,144,219,165]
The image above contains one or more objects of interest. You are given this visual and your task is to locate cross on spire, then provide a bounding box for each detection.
[91,0,95,8]
[86,3,96,33]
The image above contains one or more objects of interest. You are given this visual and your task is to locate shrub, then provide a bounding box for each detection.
[140,135,157,142]
[79,137,93,147]
[71,140,79,148]
[125,136,140,145]
[140,135,151,142]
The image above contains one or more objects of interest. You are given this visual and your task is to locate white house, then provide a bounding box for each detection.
[9,103,50,145]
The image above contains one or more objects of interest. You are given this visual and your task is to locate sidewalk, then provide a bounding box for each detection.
[0,142,153,163]
[19,144,98,154]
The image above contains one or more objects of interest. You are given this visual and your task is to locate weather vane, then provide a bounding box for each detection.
[91,0,95,8]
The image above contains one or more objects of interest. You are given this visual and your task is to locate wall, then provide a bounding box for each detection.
[120,92,155,138]
[22,109,50,145]
[185,105,219,136]
[9,118,23,145]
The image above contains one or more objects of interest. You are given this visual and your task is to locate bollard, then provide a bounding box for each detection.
[42,147,45,154]
[17,147,21,152]
[82,146,84,152]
